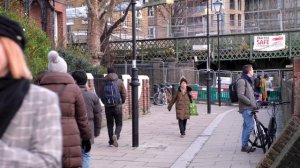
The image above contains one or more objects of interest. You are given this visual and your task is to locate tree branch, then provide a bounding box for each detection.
[86,0,97,15]
[100,2,130,42]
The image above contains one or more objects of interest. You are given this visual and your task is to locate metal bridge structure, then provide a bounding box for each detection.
[109,30,300,64]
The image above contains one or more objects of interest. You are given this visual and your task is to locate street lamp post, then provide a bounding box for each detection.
[130,0,140,147]
[206,0,211,114]
[213,0,222,107]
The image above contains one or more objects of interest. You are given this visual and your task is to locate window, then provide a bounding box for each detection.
[148,27,155,38]
[66,18,74,25]
[238,14,241,26]
[297,11,300,24]
[136,19,142,29]
[148,7,154,17]
[230,0,235,10]
[230,14,235,26]
[238,0,241,10]
[82,18,88,25]
[136,10,142,19]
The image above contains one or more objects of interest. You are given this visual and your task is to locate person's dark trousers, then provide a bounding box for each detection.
[178,119,187,135]
[105,104,123,145]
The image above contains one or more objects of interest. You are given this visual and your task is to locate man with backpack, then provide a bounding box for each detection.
[236,64,257,152]
[99,67,126,147]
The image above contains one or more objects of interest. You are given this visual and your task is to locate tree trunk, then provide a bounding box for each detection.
[87,0,102,65]
[86,0,129,66]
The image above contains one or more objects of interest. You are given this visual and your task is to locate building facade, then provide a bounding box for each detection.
[2,0,67,46]
[65,0,149,44]
[245,0,300,32]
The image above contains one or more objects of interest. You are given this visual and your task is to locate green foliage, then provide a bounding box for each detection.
[0,8,51,79]
[58,47,106,75]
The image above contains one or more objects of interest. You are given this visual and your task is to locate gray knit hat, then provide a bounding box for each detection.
[47,50,67,73]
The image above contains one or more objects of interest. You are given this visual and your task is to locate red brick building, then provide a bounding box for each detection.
[25,0,67,47]
[4,0,66,47]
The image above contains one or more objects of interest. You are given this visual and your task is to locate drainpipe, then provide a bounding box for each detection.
[51,0,56,47]
[4,0,9,10]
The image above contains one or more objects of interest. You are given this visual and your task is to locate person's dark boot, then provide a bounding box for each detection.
[112,135,118,147]
[241,146,256,152]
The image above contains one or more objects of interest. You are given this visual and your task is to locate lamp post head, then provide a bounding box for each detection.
[166,0,174,4]
[213,0,222,14]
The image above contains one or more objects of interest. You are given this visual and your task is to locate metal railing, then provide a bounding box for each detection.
[109,30,300,63]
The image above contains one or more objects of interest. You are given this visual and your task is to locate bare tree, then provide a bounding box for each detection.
[85,0,130,65]
[156,0,186,37]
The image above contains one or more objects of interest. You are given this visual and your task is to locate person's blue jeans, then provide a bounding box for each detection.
[82,150,90,168]
[241,110,254,147]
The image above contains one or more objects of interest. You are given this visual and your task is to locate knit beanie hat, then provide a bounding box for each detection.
[48,50,67,73]
[0,16,26,50]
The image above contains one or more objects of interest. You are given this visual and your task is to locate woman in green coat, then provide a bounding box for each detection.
[168,78,192,138]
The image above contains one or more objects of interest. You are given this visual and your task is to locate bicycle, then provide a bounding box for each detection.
[153,84,172,106]
[248,110,270,153]
[266,101,290,145]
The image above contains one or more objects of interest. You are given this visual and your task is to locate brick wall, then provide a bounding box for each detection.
[258,57,300,167]
[29,1,42,28]
[27,0,66,47]
[123,78,151,120]
[55,1,67,47]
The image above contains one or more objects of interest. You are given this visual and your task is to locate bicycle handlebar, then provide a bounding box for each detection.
[268,101,290,106]
[251,110,259,114]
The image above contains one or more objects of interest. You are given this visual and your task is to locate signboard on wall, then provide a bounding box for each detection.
[253,35,286,51]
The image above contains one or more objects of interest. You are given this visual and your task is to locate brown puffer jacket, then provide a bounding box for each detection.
[168,86,192,120]
[40,72,91,168]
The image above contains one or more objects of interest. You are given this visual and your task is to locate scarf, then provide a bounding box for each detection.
[0,73,30,138]
[241,72,253,85]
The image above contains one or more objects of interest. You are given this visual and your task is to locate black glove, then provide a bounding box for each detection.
[81,140,91,153]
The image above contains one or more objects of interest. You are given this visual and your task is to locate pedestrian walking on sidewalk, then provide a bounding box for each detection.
[39,51,91,167]
[236,64,257,152]
[261,74,272,102]
[0,16,62,167]
[72,70,102,168]
[168,78,192,138]
[99,67,126,147]
[254,74,262,101]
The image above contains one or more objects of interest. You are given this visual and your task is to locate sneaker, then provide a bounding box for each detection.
[180,134,184,138]
[241,146,256,152]
[112,135,118,147]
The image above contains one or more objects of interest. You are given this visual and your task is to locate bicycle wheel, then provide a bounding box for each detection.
[153,93,163,105]
[268,116,277,145]
[256,122,268,153]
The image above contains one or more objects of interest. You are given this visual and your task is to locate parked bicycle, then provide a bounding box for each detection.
[248,101,290,153]
[153,83,172,106]
[266,101,290,145]
[248,109,269,153]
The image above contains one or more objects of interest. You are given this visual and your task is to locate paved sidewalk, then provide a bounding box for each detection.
[91,104,270,168]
